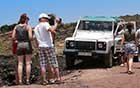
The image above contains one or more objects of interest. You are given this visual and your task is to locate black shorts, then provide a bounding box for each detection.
[16,41,32,55]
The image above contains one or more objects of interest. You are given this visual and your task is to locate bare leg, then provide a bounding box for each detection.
[48,66,61,83]
[120,54,125,66]
[41,66,47,82]
[54,67,61,80]
[126,56,129,72]
[25,54,32,83]
[128,54,134,72]
[138,54,140,62]
[17,55,24,84]
[48,66,54,79]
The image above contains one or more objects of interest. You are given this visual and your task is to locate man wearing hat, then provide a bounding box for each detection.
[34,13,61,85]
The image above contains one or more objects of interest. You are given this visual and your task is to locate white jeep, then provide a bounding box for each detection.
[63,16,136,68]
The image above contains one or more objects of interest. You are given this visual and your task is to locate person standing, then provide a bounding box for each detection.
[34,13,61,85]
[12,13,33,85]
[121,23,136,74]
[136,28,140,62]
[117,24,126,66]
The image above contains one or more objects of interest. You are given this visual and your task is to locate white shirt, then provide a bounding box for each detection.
[34,22,54,47]
[136,29,140,37]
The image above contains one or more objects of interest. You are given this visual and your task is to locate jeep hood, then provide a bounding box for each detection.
[75,30,113,40]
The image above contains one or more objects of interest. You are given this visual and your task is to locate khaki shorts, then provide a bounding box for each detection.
[16,42,32,55]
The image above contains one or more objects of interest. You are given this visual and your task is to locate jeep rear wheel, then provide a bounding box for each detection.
[104,50,113,68]
[65,55,75,69]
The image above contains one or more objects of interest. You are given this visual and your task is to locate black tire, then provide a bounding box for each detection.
[65,55,75,69]
[104,50,113,68]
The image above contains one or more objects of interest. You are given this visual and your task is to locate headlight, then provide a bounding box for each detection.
[98,43,103,48]
[97,42,106,50]
[69,42,75,47]
[66,41,75,49]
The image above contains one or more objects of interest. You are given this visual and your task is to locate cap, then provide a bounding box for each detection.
[38,13,50,19]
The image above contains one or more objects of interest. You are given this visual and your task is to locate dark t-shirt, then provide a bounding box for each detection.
[124,29,135,42]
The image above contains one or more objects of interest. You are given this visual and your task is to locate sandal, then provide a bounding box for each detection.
[48,79,55,84]
[55,80,63,84]
[18,80,23,85]
[127,71,134,75]
[42,80,48,85]
[26,80,30,85]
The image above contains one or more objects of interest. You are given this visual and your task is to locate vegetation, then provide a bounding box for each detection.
[0,24,17,33]
[120,14,140,28]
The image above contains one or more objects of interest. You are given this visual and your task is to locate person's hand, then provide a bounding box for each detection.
[55,17,61,24]
[14,40,18,43]
[51,31,56,37]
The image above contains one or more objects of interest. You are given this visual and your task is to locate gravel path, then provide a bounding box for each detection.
[2,62,140,88]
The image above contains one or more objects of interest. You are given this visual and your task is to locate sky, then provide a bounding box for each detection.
[0,0,140,26]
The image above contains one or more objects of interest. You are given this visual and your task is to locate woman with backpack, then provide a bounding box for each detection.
[12,13,33,85]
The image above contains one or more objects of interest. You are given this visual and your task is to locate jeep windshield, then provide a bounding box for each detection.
[78,20,112,31]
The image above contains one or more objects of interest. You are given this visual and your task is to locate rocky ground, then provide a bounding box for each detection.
[0,38,140,88]
[2,61,140,88]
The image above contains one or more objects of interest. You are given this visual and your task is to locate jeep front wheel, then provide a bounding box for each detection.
[104,50,113,68]
[65,55,75,69]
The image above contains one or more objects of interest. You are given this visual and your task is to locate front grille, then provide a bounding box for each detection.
[75,41,95,50]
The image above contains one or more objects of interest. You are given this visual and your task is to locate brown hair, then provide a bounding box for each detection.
[127,23,133,33]
[18,13,29,24]
[127,23,133,29]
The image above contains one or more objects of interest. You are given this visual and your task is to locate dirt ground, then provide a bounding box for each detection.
[2,62,140,88]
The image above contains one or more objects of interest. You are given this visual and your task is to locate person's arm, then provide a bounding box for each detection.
[28,25,33,41]
[12,26,17,40]
[135,31,138,46]
[121,34,125,47]
[34,27,42,48]
[48,23,58,34]
[47,19,60,33]
[32,37,39,49]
